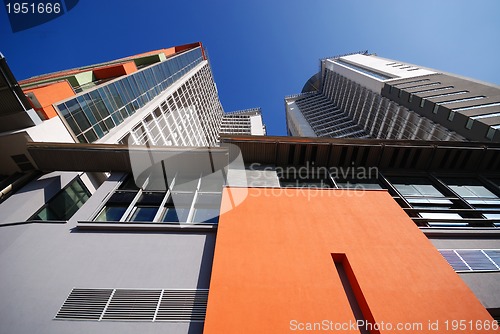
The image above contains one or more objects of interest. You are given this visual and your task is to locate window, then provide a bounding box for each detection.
[129,192,163,222]
[448,111,455,121]
[335,177,383,190]
[432,104,439,114]
[420,99,425,108]
[466,119,474,129]
[440,178,500,205]
[94,173,223,224]
[192,193,221,224]
[439,249,500,272]
[389,177,449,204]
[279,171,334,188]
[95,175,139,222]
[486,128,496,140]
[55,47,204,142]
[32,177,90,221]
[161,192,193,223]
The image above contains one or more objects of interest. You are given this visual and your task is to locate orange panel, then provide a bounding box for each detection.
[204,188,496,334]
[93,61,137,80]
[23,81,75,119]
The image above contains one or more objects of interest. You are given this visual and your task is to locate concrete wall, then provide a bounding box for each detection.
[205,188,496,333]
[430,238,500,310]
[0,172,214,334]
[285,99,316,137]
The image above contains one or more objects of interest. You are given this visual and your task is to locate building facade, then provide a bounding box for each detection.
[286,52,500,142]
[1,45,499,334]
[0,42,265,176]
[0,137,499,333]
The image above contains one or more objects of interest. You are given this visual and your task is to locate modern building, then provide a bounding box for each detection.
[0,136,499,333]
[286,51,500,142]
[0,45,499,334]
[0,42,265,176]
[219,108,266,137]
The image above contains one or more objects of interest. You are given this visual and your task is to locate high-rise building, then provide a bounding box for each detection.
[0,42,265,176]
[286,51,500,142]
[0,45,499,334]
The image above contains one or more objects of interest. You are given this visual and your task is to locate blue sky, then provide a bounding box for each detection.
[1,0,499,136]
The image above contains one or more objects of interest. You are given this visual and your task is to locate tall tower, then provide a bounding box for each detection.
[0,42,265,176]
[286,51,500,142]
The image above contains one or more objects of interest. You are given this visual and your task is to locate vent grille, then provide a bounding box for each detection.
[439,249,500,272]
[55,288,208,322]
[156,290,208,321]
[55,289,113,320]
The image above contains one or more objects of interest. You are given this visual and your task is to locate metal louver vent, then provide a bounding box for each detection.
[55,288,208,322]
[439,249,500,272]
[156,290,208,321]
[55,289,113,320]
[102,289,162,321]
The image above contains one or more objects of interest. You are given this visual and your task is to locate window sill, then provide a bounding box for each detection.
[0,220,67,227]
[420,227,500,237]
[77,221,217,232]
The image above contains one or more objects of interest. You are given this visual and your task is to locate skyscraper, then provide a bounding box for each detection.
[0,42,265,176]
[286,51,500,142]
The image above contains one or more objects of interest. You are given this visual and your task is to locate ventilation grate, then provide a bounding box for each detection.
[102,289,162,321]
[55,288,208,322]
[156,290,208,321]
[439,249,500,272]
[55,288,113,320]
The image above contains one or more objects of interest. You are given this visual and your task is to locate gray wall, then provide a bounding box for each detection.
[0,172,214,334]
[429,238,500,310]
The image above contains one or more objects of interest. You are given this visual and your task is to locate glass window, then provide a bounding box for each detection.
[192,208,219,224]
[77,96,97,124]
[32,177,90,221]
[279,171,333,188]
[420,212,462,219]
[83,129,98,143]
[64,115,80,135]
[162,207,190,222]
[335,177,382,190]
[173,176,199,192]
[130,207,159,222]
[73,109,91,132]
[95,206,128,222]
[199,174,224,192]
[441,178,500,205]
[389,177,450,204]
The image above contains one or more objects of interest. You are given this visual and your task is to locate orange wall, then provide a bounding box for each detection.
[204,187,496,333]
[23,81,75,119]
[93,61,137,80]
